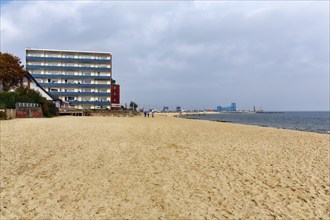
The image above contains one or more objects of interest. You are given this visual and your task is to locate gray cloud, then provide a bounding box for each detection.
[1,1,328,111]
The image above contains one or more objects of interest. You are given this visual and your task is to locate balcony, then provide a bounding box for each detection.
[49,92,110,96]
[31,74,110,80]
[26,65,111,72]
[26,56,111,63]
[39,83,110,88]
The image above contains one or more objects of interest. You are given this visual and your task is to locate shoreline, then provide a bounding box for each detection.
[178,116,330,135]
[174,112,330,135]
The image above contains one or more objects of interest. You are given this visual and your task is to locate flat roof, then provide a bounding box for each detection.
[26,48,112,55]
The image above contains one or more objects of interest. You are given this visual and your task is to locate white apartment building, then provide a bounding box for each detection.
[26,48,112,109]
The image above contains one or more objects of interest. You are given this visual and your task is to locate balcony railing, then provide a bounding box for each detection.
[26,65,111,71]
[49,92,110,96]
[31,74,110,80]
[26,56,111,63]
[39,83,110,88]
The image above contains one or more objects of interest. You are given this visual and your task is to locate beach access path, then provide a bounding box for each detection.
[1,116,329,219]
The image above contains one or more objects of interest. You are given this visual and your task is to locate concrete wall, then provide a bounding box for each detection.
[16,107,43,118]
[90,110,139,117]
[5,109,16,119]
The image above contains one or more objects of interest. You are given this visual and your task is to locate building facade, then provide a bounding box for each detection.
[216,103,236,112]
[26,48,113,109]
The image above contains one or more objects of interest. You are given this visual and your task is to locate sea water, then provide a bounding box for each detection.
[181,111,330,134]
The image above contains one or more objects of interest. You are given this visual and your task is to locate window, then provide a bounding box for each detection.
[32,70,42,74]
[48,62,59,66]
[48,53,61,57]
[28,52,43,57]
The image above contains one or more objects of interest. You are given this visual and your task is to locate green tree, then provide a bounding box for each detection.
[129,101,138,111]
[0,52,26,91]
[0,91,18,108]
[0,86,58,117]
[15,86,46,103]
[42,101,58,117]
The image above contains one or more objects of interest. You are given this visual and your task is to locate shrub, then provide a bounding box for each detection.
[0,86,58,117]
[42,101,58,117]
[0,111,5,120]
[0,103,5,119]
[15,87,46,103]
[0,91,18,108]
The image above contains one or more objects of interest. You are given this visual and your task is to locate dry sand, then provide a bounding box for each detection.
[0,116,329,219]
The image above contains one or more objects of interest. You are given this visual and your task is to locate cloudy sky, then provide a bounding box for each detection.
[1,1,329,111]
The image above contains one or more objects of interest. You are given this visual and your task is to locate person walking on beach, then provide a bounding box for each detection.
[152,110,155,118]
[144,111,147,117]
[147,112,150,117]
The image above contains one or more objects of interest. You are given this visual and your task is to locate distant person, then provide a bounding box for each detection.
[147,112,150,117]
[152,110,155,118]
[144,111,147,117]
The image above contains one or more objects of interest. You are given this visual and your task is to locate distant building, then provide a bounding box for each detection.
[25,48,119,110]
[163,106,169,112]
[216,103,236,112]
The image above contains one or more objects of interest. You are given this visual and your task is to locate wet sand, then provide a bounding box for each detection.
[1,116,329,219]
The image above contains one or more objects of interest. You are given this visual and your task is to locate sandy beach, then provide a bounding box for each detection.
[1,115,329,219]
